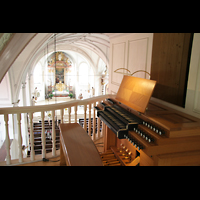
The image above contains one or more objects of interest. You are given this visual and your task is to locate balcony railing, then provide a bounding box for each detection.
[0,94,115,166]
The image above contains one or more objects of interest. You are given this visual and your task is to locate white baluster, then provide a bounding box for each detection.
[4,114,11,165]
[60,108,64,124]
[29,112,35,161]
[88,103,91,137]
[68,107,71,123]
[17,113,23,163]
[74,105,77,123]
[93,102,96,141]
[41,111,46,159]
[84,104,87,132]
[52,110,56,156]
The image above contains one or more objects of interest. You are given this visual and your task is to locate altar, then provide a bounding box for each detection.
[46,51,74,98]
[53,90,69,97]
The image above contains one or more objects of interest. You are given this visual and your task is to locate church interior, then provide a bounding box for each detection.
[0,33,200,166]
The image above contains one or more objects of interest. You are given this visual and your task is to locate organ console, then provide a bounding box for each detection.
[96,75,200,166]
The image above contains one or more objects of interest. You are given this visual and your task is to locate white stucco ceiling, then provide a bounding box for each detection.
[0,33,112,102]
[0,33,112,83]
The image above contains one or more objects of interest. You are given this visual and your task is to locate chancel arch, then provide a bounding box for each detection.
[30,49,103,102]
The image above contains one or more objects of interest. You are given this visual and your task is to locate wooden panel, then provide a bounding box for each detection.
[127,38,148,79]
[104,126,117,151]
[59,123,103,166]
[115,75,156,113]
[151,33,193,107]
[154,150,200,166]
[146,100,200,137]
[109,33,154,95]
[157,113,195,124]
[111,42,126,85]
[140,151,154,166]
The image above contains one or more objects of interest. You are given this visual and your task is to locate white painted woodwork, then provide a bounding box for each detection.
[0,94,115,166]
[109,33,153,94]
[52,110,56,156]
[111,42,126,86]
[4,114,11,165]
[17,113,23,163]
[41,111,46,158]
[29,112,35,161]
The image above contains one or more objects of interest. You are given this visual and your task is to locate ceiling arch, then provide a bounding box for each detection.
[26,44,98,79]
[48,33,110,66]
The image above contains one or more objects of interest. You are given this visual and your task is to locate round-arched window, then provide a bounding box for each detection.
[79,63,89,85]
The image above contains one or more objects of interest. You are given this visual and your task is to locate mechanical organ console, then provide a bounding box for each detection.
[95,75,200,166]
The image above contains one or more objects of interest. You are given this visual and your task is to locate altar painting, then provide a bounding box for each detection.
[56,68,64,83]
[48,51,72,73]
[46,51,73,97]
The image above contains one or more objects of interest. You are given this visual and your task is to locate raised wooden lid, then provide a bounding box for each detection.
[115,75,156,113]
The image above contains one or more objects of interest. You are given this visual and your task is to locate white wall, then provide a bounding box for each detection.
[0,73,14,151]
[0,72,12,107]
[109,33,153,94]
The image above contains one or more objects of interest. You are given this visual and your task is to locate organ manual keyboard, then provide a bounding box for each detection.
[95,75,200,166]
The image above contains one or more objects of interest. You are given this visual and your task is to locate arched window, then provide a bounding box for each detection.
[79,63,89,85]
[34,62,42,85]
[33,62,43,100]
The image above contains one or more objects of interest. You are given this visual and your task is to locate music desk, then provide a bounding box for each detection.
[59,123,103,166]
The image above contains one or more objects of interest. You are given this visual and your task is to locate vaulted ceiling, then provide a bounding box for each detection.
[0,33,112,83]
[0,33,114,102]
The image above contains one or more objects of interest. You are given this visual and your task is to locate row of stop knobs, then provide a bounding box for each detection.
[142,121,164,135]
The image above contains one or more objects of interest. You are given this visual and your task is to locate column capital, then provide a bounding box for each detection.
[22,82,26,89]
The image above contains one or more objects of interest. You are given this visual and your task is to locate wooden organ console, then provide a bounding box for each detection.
[95,75,200,166]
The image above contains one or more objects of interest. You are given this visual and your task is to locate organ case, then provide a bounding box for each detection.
[96,75,200,166]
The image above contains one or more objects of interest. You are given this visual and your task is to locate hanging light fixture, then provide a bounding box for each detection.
[54,33,58,124]
[53,33,57,104]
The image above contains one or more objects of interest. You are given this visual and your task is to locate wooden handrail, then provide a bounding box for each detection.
[0,94,116,115]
